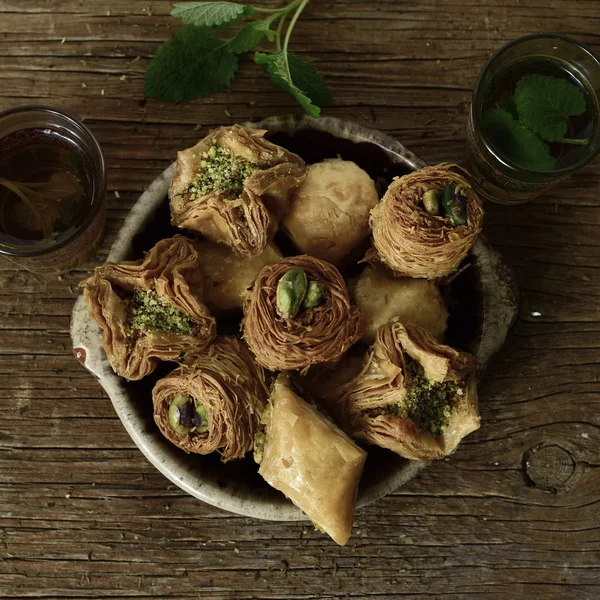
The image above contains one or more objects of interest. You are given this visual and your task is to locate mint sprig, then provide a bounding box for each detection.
[144,1,332,116]
[483,73,590,171]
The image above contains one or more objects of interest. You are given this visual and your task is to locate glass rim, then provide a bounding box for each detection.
[0,104,107,258]
[472,33,600,176]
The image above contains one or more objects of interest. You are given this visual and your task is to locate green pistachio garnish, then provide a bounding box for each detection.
[253,431,266,465]
[395,358,461,436]
[276,267,308,320]
[168,394,192,435]
[442,184,467,226]
[302,280,328,309]
[128,288,191,335]
[168,394,209,436]
[253,404,272,465]
[422,189,442,215]
[189,144,256,199]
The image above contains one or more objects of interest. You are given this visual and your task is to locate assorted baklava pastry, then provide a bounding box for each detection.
[254,374,367,545]
[370,163,484,278]
[82,237,216,381]
[80,121,496,544]
[242,255,364,373]
[192,239,283,314]
[351,266,448,344]
[152,337,270,461]
[335,320,479,461]
[282,158,378,266]
[169,125,306,256]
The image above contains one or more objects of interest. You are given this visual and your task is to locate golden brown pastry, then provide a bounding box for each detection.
[192,240,282,314]
[169,125,306,256]
[282,158,378,266]
[370,163,484,278]
[242,255,364,374]
[335,320,479,461]
[81,237,216,381]
[254,374,366,545]
[152,337,270,461]
[351,266,448,344]
[297,347,366,423]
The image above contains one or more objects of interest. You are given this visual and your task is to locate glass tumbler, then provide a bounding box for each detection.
[0,106,106,272]
[466,34,600,204]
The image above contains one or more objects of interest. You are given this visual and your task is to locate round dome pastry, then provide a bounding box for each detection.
[282,158,378,266]
[351,266,448,344]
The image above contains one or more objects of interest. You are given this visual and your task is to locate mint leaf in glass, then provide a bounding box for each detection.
[515,73,587,142]
[483,108,557,171]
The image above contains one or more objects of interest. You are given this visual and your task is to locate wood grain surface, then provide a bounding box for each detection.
[1,1,599,598]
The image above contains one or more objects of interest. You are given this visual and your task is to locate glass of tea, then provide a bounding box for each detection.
[0,106,106,271]
[466,34,600,204]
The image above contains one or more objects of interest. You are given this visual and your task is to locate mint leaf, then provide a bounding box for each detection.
[515,74,587,142]
[287,52,332,107]
[171,2,253,28]
[255,51,322,118]
[483,108,556,171]
[228,20,274,54]
[144,26,238,102]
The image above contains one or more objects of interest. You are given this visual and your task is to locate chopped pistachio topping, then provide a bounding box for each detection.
[189,144,256,199]
[128,288,191,335]
[395,357,461,436]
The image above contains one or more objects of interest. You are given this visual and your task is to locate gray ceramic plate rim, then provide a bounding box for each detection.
[70,115,518,521]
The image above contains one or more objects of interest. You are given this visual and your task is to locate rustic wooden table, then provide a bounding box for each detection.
[1,1,599,598]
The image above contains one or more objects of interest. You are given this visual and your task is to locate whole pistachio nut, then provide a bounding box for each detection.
[302,280,328,310]
[193,403,209,433]
[276,267,308,320]
[168,394,194,435]
[442,184,467,226]
[168,394,209,435]
[422,189,441,215]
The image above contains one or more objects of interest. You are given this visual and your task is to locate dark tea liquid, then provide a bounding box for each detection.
[0,128,93,249]
[481,57,598,171]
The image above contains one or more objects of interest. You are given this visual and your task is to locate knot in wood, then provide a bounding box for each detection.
[523,444,575,492]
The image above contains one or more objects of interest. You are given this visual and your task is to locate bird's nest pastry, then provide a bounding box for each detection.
[242,255,364,374]
[81,236,216,381]
[152,336,270,461]
[169,125,306,256]
[370,163,484,278]
[334,320,479,461]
